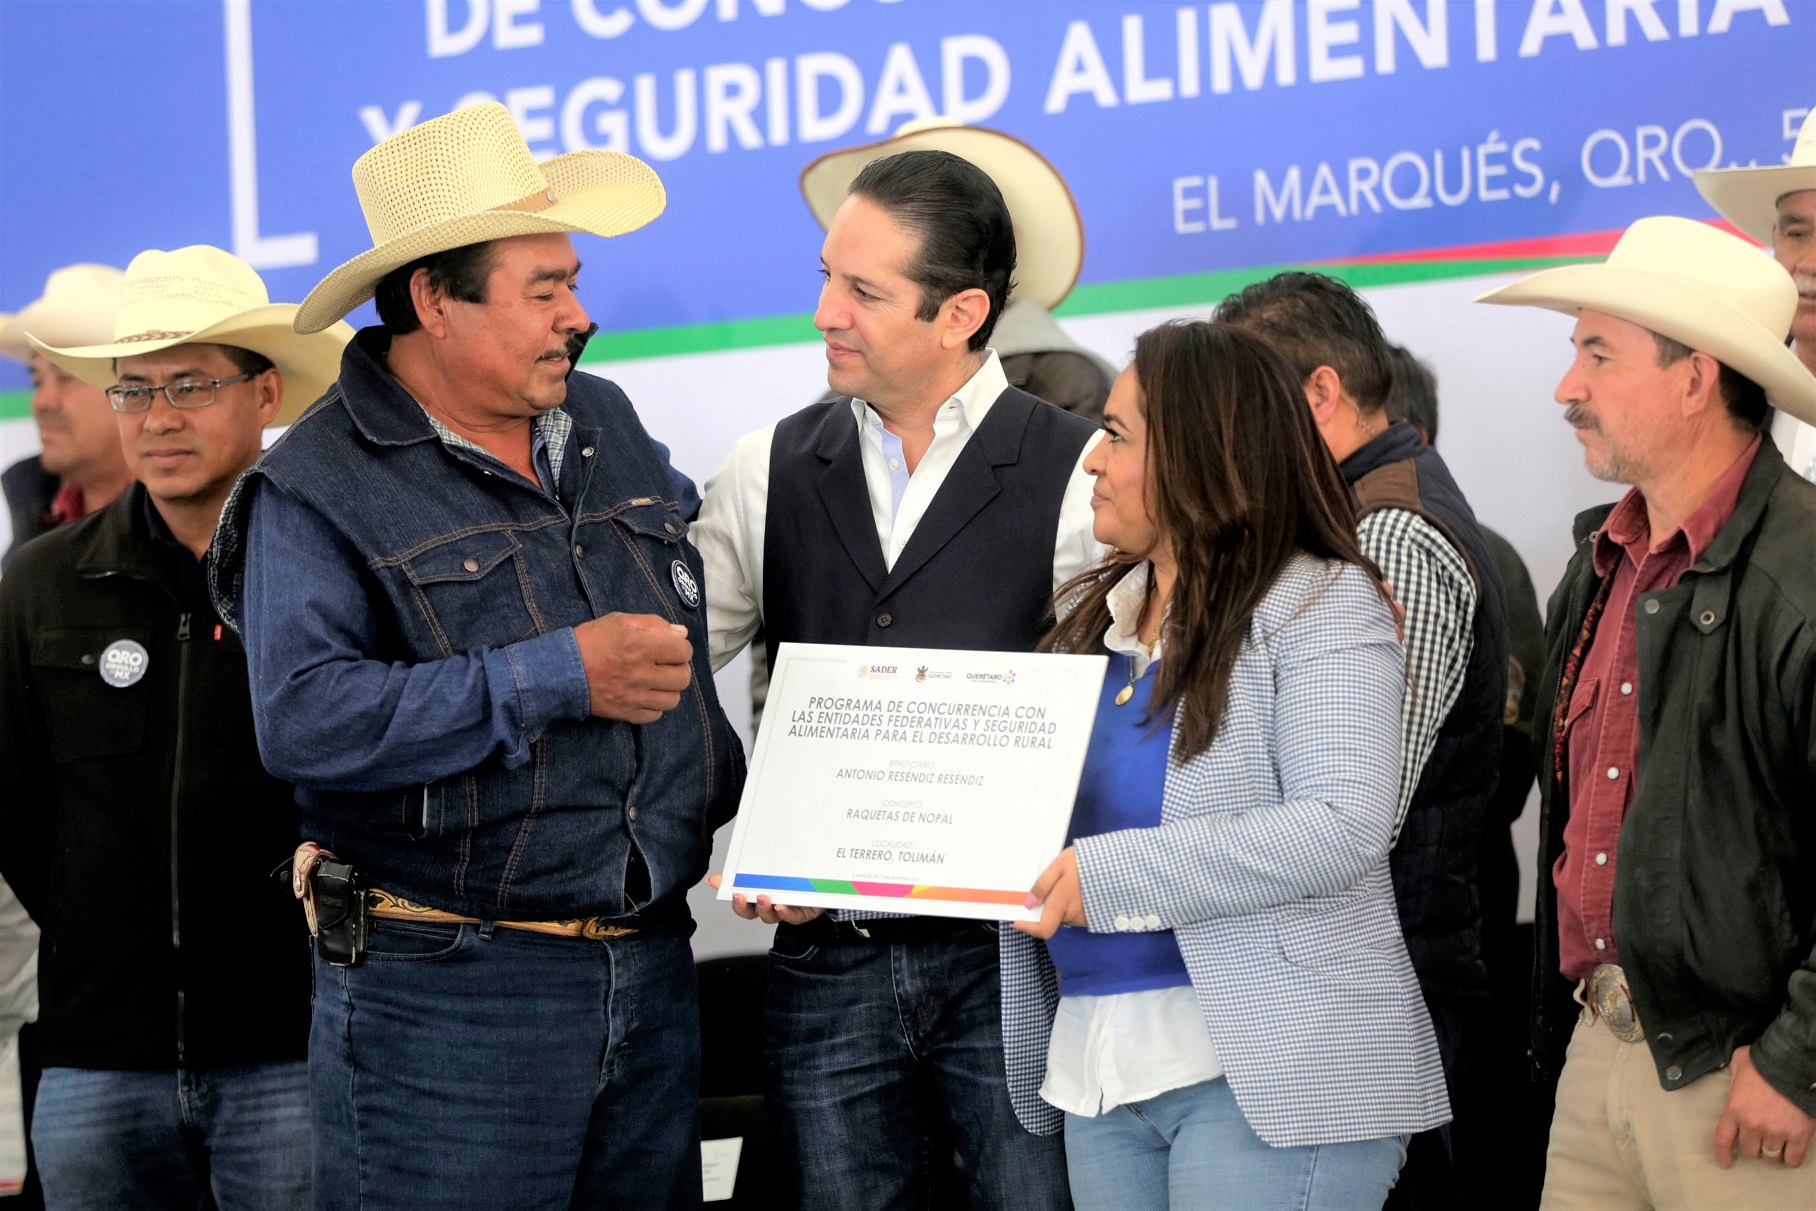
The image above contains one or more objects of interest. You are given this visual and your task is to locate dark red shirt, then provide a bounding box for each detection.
[1556,436,1760,980]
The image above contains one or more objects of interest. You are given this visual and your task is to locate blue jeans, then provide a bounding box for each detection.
[310,917,701,1210]
[31,1060,309,1211]
[763,922,1069,1210]
[1064,1078,1408,1210]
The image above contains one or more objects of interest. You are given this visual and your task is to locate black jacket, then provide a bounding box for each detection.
[0,484,309,1070]
[1534,444,1816,1115]
[2,455,57,570]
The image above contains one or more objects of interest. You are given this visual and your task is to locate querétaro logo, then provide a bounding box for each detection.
[98,639,149,689]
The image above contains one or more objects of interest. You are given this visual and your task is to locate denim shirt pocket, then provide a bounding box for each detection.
[599,499,696,619]
[398,529,541,655]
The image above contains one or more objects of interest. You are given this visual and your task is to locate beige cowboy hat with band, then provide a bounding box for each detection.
[30,245,353,427]
[800,118,1087,311]
[1694,108,1816,245]
[295,102,667,335]
[0,263,125,363]
[1476,215,1816,426]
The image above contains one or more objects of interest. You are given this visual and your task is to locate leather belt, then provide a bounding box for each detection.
[368,888,638,941]
[1586,963,1645,1043]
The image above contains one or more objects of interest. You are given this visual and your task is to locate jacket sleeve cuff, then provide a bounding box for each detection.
[486,629,591,768]
[1750,1019,1816,1119]
[1073,830,1169,936]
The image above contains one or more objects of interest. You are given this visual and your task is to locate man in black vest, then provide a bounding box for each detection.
[1216,275,1509,1209]
[693,150,1098,1208]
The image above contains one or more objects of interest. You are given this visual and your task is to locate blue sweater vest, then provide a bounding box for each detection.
[1044,652,1191,997]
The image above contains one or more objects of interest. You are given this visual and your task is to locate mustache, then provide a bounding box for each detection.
[563,324,598,361]
[1564,404,1599,432]
[555,324,599,380]
[1793,272,1816,298]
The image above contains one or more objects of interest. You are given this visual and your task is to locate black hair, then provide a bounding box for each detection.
[1212,271,1396,414]
[372,241,496,334]
[847,150,1016,352]
[217,345,276,379]
[1652,333,1770,432]
[1385,343,1440,444]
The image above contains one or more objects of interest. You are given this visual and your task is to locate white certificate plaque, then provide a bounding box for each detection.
[718,642,1109,922]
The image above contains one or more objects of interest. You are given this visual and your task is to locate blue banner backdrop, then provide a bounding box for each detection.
[0,0,1808,391]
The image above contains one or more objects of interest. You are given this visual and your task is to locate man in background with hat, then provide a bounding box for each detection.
[209,104,742,1208]
[0,265,132,567]
[0,244,350,1209]
[1697,107,1816,483]
[1479,215,1816,1206]
[695,143,1097,1207]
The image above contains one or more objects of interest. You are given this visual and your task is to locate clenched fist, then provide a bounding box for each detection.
[574,613,693,724]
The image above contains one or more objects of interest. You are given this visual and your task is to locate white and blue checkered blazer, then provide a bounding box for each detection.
[999,555,1451,1147]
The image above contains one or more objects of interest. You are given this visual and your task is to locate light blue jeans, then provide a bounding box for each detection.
[1064,1077,1408,1210]
[31,1061,309,1211]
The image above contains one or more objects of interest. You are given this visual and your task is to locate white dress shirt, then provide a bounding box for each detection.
[1771,408,1816,483]
[1038,563,1225,1118]
[692,349,1102,672]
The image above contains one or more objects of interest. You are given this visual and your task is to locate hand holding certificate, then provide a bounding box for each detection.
[718,643,1108,922]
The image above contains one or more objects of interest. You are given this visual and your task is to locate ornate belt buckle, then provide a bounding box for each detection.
[1590,964,1645,1043]
[581,919,638,941]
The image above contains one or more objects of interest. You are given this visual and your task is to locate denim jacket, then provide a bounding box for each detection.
[209,328,744,922]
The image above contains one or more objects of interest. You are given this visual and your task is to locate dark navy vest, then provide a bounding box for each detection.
[1344,422,1508,1001]
[761,387,1097,671]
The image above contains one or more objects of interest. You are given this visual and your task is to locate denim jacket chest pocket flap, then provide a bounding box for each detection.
[590,500,697,617]
[396,529,539,653]
[605,498,688,544]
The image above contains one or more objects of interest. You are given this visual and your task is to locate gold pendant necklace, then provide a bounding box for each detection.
[1114,657,1137,706]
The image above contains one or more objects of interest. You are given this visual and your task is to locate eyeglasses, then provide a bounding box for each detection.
[105,373,255,413]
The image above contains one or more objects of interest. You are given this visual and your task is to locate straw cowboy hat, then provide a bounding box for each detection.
[295,102,666,334]
[800,118,1087,311]
[1476,215,1816,426]
[1695,108,1816,245]
[30,245,353,427]
[0,263,125,363]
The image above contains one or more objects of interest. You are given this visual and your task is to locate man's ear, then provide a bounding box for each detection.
[408,267,452,339]
[1303,365,1346,429]
[1680,350,1724,420]
[254,369,284,426]
[939,287,991,352]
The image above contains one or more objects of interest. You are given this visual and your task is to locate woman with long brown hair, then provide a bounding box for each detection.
[1003,320,1448,1209]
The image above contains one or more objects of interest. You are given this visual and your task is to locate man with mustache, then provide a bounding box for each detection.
[1479,216,1816,1206]
[1698,108,1816,481]
[692,148,1098,1207]
[0,244,349,1208]
[0,265,131,568]
[208,105,744,1208]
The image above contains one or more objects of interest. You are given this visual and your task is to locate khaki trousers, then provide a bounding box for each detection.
[1541,1009,1816,1210]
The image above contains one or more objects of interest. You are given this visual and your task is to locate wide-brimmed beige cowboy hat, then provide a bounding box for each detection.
[0,263,125,364]
[1476,215,1816,426]
[30,245,353,427]
[296,102,666,334]
[800,118,1086,311]
[1695,108,1816,245]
